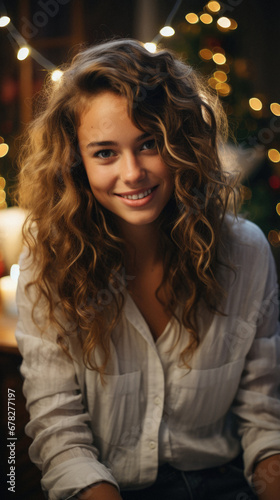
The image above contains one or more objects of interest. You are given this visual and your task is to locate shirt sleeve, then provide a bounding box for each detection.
[15,250,119,500]
[230,228,280,483]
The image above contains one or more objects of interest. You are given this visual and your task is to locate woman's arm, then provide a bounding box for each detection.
[78,482,123,500]
[253,454,280,500]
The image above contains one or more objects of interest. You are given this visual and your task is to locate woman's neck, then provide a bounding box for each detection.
[118,220,162,272]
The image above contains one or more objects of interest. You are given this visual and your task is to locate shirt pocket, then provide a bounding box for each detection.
[87,370,142,446]
[165,359,244,430]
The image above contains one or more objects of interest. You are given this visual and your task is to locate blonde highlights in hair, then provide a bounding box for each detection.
[17,39,238,374]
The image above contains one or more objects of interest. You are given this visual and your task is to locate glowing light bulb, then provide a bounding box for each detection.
[0,15,10,27]
[185,13,199,24]
[212,53,226,65]
[144,42,157,53]
[249,97,262,111]
[207,1,221,13]
[200,13,213,24]
[214,71,227,82]
[270,103,280,116]
[51,69,63,82]
[160,26,175,37]
[199,48,213,60]
[217,17,231,28]
[268,149,280,163]
[17,46,30,60]
[0,143,9,158]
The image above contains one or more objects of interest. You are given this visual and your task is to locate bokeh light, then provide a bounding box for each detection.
[213,53,226,65]
[0,16,10,27]
[144,43,157,53]
[0,143,9,158]
[199,48,213,60]
[268,149,280,163]
[207,1,221,13]
[270,103,280,116]
[185,13,199,24]
[268,230,280,247]
[51,69,63,82]
[200,13,213,24]
[217,17,231,28]
[17,47,30,60]
[160,26,175,37]
[249,97,262,111]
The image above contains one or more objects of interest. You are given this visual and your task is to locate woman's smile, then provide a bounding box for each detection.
[77,91,174,228]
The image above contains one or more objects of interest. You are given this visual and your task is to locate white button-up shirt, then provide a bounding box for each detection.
[15,218,280,500]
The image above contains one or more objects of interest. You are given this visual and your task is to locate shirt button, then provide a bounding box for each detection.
[154,396,161,405]
[149,441,156,450]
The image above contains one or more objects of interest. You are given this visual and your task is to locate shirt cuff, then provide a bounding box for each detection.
[41,457,119,500]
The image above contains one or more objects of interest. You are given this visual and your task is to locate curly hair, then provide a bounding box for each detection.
[16,38,239,375]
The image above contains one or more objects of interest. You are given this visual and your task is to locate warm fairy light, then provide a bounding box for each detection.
[200,13,213,24]
[17,46,30,60]
[51,69,63,82]
[249,97,262,111]
[0,143,9,157]
[185,13,199,24]
[199,48,213,60]
[268,149,280,163]
[207,1,221,13]
[208,77,218,89]
[214,71,227,82]
[270,103,280,116]
[0,15,10,27]
[212,53,226,65]
[216,82,231,96]
[217,17,231,28]
[268,230,280,247]
[0,177,6,189]
[276,203,280,216]
[229,19,238,30]
[144,42,157,53]
[160,26,175,37]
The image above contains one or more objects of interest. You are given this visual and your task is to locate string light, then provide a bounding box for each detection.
[217,17,231,28]
[160,26,175,37]
[199,48,213,60]
[270,103,280,116]
[0,15,10,27]
[249,97,263,111]
[185,13,199,24]
[206,1,221,13]
[144,42,157,53]
[268,149,280,163]
[213,53,226,65]
[0,143,9,158]
[17,46,30,61]
[51,69,63,82]
[200,13,213,24]
[276,203,280,216]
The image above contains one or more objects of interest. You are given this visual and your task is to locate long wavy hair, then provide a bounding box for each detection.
[17,38,239,375]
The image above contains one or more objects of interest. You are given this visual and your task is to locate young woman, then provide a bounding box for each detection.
[15,39,280,500]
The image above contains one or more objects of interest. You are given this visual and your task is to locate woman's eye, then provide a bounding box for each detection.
[94,149,115,159]
[141,139,156,151]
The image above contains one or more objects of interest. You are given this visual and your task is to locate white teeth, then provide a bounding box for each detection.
[122,188,152,200]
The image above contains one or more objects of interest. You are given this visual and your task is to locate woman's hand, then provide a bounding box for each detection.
[78,482,123,500]
[252,454,280,500]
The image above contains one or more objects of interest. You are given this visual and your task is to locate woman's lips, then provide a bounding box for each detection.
[114,185,159,207]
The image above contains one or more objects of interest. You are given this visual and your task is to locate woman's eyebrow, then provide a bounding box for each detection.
[86,133,151,149]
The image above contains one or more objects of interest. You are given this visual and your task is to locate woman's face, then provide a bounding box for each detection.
[77,91,174,229]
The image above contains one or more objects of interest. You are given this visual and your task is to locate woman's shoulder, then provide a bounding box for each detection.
[222,214,269,252]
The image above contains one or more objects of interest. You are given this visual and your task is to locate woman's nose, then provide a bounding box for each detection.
[120,153,146,184]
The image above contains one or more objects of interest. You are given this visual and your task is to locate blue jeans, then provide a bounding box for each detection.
[120,456,257,500]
